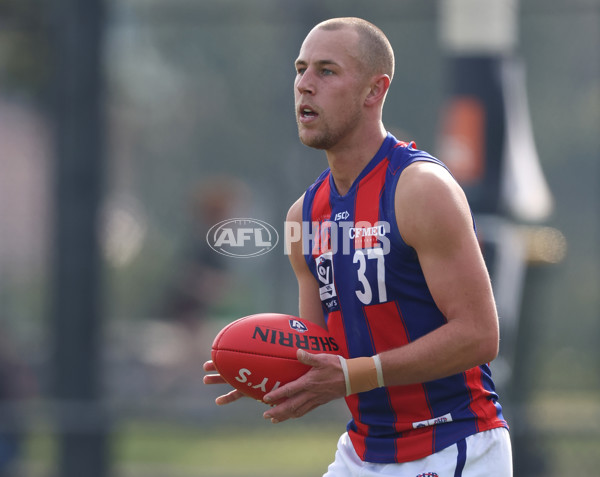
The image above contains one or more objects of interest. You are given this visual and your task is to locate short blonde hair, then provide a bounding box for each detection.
[314,17,395,81]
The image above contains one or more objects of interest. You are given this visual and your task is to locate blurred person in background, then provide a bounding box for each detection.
[205,17,511,476]
[150,177,249,393]
[161,176,249,333]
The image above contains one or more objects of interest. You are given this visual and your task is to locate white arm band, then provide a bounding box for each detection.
[338,355,351,396]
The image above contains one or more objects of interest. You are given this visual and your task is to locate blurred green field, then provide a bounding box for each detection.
[117,421,342,476]
[19,393,600,476]
[21,420,600,477]
[23,420,343,477]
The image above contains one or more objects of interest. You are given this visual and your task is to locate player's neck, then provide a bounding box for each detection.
[325,125,387,196]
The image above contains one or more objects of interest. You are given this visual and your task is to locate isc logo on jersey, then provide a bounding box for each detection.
[207,218,279,257]
[334,210,350,221]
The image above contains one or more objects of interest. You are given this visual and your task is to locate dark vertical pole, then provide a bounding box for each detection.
[50,0,109,476]
[438,2,556,476]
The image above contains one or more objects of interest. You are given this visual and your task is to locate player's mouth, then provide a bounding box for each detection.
[298,105,319,124]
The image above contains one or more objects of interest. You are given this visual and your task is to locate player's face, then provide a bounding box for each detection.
[294,27,370,151]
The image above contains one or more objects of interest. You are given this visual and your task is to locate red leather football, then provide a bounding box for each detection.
[211,313,339,403]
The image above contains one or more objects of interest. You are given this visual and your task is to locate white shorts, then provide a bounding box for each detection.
[323,427,512,477]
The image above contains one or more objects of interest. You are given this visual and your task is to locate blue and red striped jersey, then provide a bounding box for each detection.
[301,133,507,463]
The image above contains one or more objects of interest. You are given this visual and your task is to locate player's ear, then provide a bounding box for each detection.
[364,74,391,107]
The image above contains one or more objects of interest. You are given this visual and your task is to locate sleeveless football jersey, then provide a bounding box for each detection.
[302,133,507,464]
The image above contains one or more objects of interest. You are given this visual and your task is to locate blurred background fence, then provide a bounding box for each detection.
[0,0,599,476]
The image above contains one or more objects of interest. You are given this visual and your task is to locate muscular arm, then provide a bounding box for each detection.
[286,195,327,328]
[378,161,499,386]
[264,162,499,421]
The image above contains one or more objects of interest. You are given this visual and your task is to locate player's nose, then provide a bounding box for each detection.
[295,70,315,95]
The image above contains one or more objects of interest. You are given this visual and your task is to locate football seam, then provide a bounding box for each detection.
[214,347,308,360]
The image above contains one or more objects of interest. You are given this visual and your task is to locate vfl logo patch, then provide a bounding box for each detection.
[416,473,439,477]
[289,319,308,333]
[315,252,340,311]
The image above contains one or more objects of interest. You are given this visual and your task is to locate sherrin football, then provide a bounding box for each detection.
[211,313,339,403]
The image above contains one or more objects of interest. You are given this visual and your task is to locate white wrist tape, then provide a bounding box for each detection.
[338,355,351,396]
[373,354,385,388]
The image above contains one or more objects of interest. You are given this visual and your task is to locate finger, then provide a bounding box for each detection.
[263,379,300,404]
[263,399,295,423]
[296,348,319,366]
[203,360,217,372]
[289,399,321,420]
[263,396,320,423]
[263,351,315,404]
[215,389,245,406]
[203,373,228,385]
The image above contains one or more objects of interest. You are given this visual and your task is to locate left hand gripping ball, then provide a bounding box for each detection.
[211,313,338,403]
